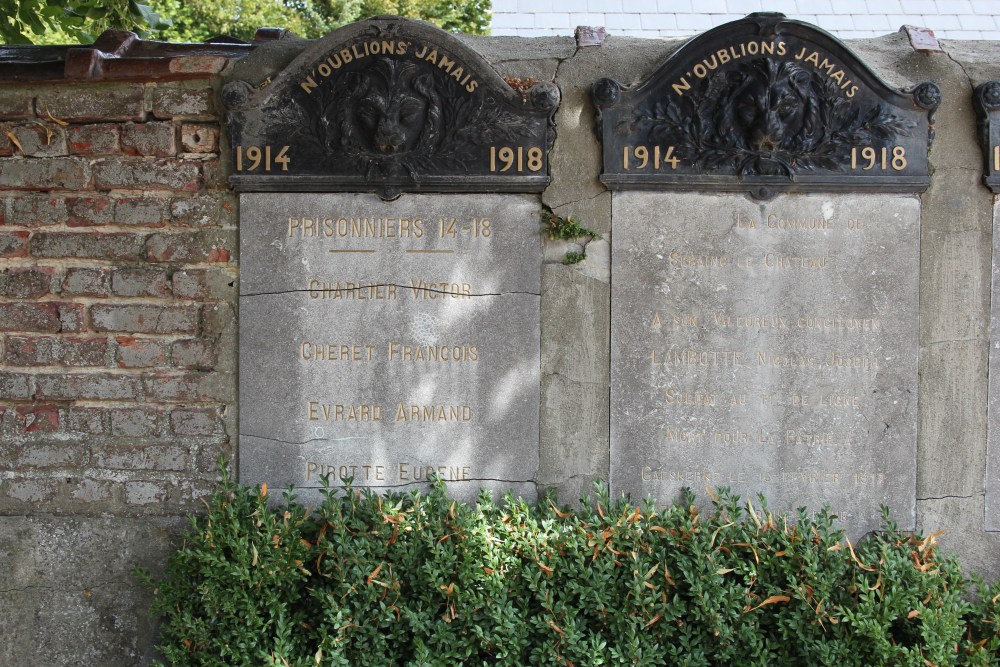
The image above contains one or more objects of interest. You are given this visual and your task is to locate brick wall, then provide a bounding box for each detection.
[491,0,1000,39]
[0,79,236,516]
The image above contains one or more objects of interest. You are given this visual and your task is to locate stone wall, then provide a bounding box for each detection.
[2,27,1000,665]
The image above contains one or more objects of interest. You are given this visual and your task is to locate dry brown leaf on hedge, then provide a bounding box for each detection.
[745,595,791,613]
[847,538,876,572]
[548,499,572,518]
[908,610,921,619]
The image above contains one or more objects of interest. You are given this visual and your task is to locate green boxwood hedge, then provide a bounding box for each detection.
[140,467,1000,666]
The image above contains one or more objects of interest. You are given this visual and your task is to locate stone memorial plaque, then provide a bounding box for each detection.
[239,192,540,502]
[227,18,557,502]
[611,192,919,535]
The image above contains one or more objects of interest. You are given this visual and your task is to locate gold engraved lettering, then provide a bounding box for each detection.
[387,342,479,362]
[398,463,471,481]
[652,349,743,366]
[663,427,706,442]
[308,280,398,300]
[408,280,472,299]
[300,342,376,361]
[766,213,832,230]
[664,387,716,406]
[307,402,382,421]
[734,211,757,228]
[305,462,385,482]
[825,351,878,370]
[301,40,477,95]
[792,47,857,97]
[763,253,827,269]
[756,351,817,367]
[394,404,473,422]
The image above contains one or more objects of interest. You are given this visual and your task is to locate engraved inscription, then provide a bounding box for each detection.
[611,192,918,537]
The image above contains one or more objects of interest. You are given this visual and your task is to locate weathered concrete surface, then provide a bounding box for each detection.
[0,516,186,666]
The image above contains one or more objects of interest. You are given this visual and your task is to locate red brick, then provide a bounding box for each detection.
[36,84,145,122]
[114,198,166,226]
[0,231,29,257]
[14,443,88,468]
[31,231,145,260]
[90,304,198,334]
[0,158,91,190]
[15,405,59,432]
[91,444,189,472]
[8,194,68,226]
[124,480,169,504]
[201,160,226,189]
[121,122,176,157]
[171,338,217,369]
[110,407,165,437]
[5,479,58,503]
[170,406,221,436]
[0,267,52,298]
[66,196,114,226]
[68,123,121,156]
[145,230,236,263]
[200,303,234,336]
[180,124,219,153]
[63,407,106,434]
[169,195,234,227]
[0,372,32,399]
[142,371,233,402]
[61,267,111,297]
[114,336,169,368]
[111,268,171,297]
[93,158,200,191]
[4,335,107,367]
[58,303,86,332]
[35,372,142,400]
[0,89,35,120]
[149,87,216,120]
[0,302,60,332]
[69,479,115,503]
[4,122,68,157]
[171,269,235,300]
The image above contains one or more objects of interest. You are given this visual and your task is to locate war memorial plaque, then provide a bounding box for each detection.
[595,14,938,534]
[979,81,1000,529]
[225,18,558,501]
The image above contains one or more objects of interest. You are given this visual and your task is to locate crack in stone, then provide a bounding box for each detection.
[551,191,607,210]
[543,370,606,387]
[241,284,541,298]
[242,433,366,446]
[926,337,979,346]
[917,493,977,501]
[943,49,975,93]
[336,478,537,490]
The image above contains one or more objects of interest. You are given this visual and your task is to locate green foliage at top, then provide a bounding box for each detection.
[139,465,1000,666]
[1,0,491,44]
[0,0,168,44]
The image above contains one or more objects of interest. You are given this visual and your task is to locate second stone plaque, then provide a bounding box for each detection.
[611,191,918,537]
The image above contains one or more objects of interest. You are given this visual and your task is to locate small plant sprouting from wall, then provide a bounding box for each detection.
[541,205,602,265]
